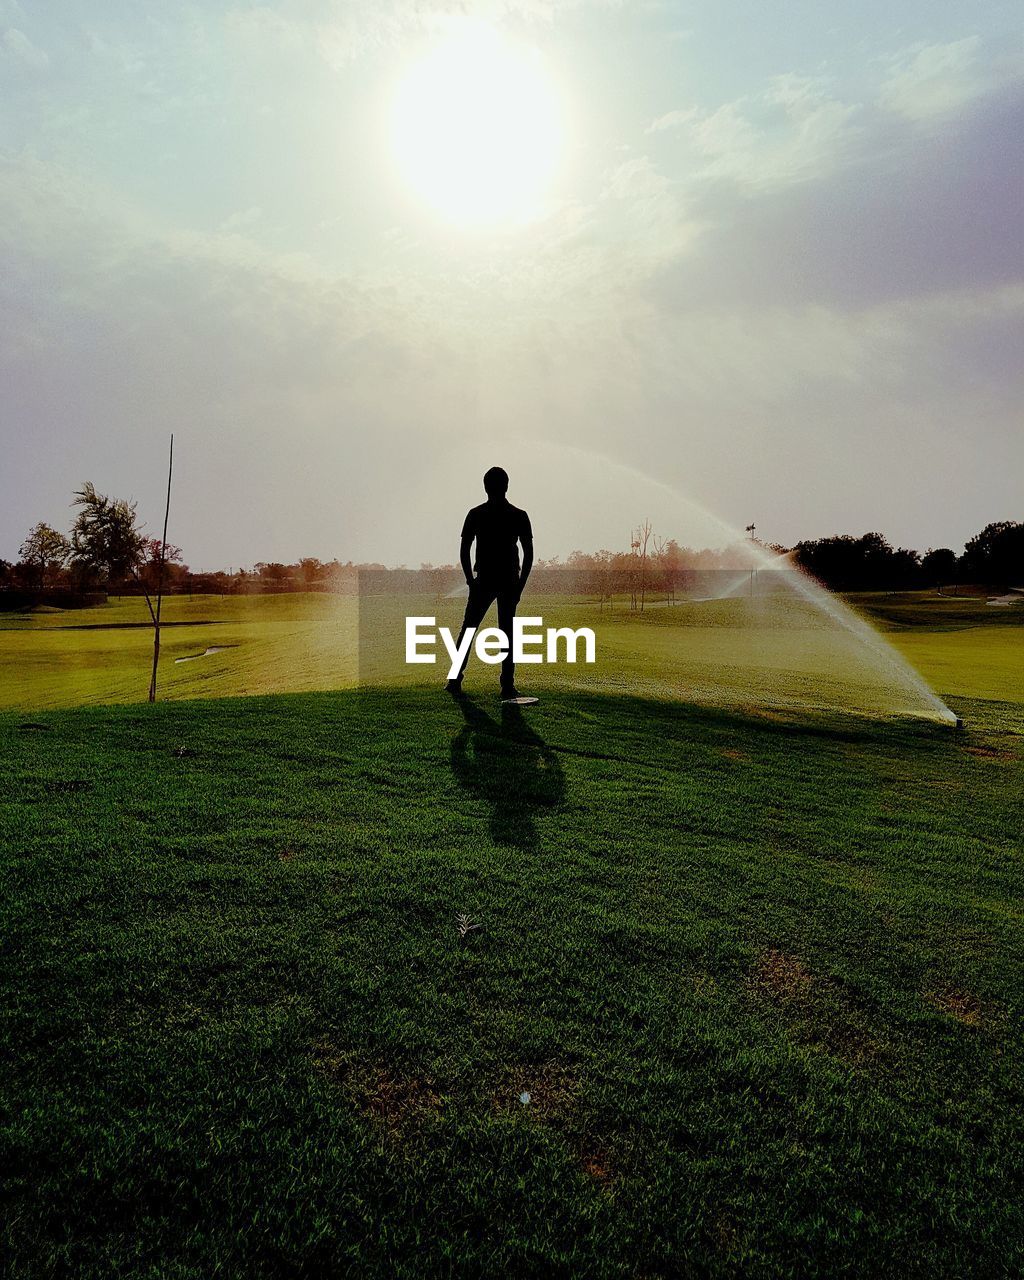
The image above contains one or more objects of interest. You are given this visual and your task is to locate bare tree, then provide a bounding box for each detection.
[632,519,652,612]
[69,435,174,703]
[149,436,175,702]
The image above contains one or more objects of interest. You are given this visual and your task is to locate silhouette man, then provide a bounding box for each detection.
[447,466,533,698]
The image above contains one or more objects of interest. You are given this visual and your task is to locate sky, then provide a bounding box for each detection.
[1,0,1022,569]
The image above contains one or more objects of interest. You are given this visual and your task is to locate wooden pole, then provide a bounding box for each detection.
[148,433,174,703]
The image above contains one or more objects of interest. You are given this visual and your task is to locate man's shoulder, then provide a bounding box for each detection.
[510,503,532,529]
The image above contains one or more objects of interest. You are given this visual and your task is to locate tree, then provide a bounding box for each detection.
[632,519,652,612]
[793,532,919,591]
[18,522,71,589]
[257,562,292,590]
[70,437,174,702]
[570,548,616,609]
[921,548,957,590]
[300,557,323,586]
[648,535,682,604]
[70,483,147,586]
[139,537,186,592]
[962,521,1024,585]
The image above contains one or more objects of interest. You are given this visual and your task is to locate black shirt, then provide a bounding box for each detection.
[462,500,532,579]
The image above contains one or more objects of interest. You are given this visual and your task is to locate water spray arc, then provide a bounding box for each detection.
[552,447,957,724]
[426,440,958,724]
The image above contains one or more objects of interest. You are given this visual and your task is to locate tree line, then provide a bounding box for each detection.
[791,524,1023,592]
[1,481,1020,599]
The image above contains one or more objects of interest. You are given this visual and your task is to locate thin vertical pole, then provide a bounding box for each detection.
[148,434,174,703]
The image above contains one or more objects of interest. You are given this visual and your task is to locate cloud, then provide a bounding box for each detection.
[879,37,991,122]
[3,26,48,69]
[593,154,700,269]
[224,0,619,70]
[0,154,478,565]
[219,206,264,233]
[647,79,1024,313]
[648,74,862,191]
[646,108,695,134]
[1,18,1021,564]
[647,33,1024,198]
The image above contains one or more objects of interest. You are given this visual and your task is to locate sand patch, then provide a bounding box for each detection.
[175,645,233,664]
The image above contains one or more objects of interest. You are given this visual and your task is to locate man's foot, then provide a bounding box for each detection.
[500,685,521,700]
[445,678,465,696]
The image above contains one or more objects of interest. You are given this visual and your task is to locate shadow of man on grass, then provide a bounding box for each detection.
[450,696,565,849]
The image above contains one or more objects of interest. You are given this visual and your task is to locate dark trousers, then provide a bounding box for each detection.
[455,578,520,689]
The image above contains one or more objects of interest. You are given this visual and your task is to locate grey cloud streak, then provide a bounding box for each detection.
[648,82,1024,314]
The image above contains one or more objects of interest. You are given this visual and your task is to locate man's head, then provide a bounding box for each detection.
[483,466,509,497]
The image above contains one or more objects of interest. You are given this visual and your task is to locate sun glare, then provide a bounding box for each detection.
[390,22,564,229]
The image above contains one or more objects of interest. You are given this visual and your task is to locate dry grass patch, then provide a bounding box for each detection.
[748,950,885,1067]
[926,987,985,1028]
[714,1212,741,1258]
[492,1061,580,1122]
[964,744,1017,763]
[750,949,814,1003]
[311,1045,442,1134]
[579,1145,616,1190]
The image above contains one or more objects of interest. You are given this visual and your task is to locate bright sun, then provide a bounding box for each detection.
[391,22,564,229]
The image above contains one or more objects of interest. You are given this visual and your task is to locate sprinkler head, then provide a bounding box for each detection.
[954,717,965,730]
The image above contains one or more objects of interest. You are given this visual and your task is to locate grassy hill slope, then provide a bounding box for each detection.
[3,688,1022,1277]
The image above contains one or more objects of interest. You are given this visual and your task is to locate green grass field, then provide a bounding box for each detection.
[2,592,1022,1276]
[2,589,1022,722]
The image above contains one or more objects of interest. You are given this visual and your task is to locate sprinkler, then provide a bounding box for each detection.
[954,717,965,730]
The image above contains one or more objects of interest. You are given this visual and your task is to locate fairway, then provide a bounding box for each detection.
[0,594,359,710]
[2,591,1021,725]
[2,594,1023,1276]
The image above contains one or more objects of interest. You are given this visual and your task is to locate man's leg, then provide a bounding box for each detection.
[452,582,497,683]
[497,585,518,694]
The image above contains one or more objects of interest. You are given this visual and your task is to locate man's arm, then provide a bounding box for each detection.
[460,534,474,586]
[518,518,534,597]
[460,510,476,586]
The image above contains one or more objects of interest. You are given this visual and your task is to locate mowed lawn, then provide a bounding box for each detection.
[1,590,1022,722]
[1,594,1023,1276]
[0,594,359,710]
